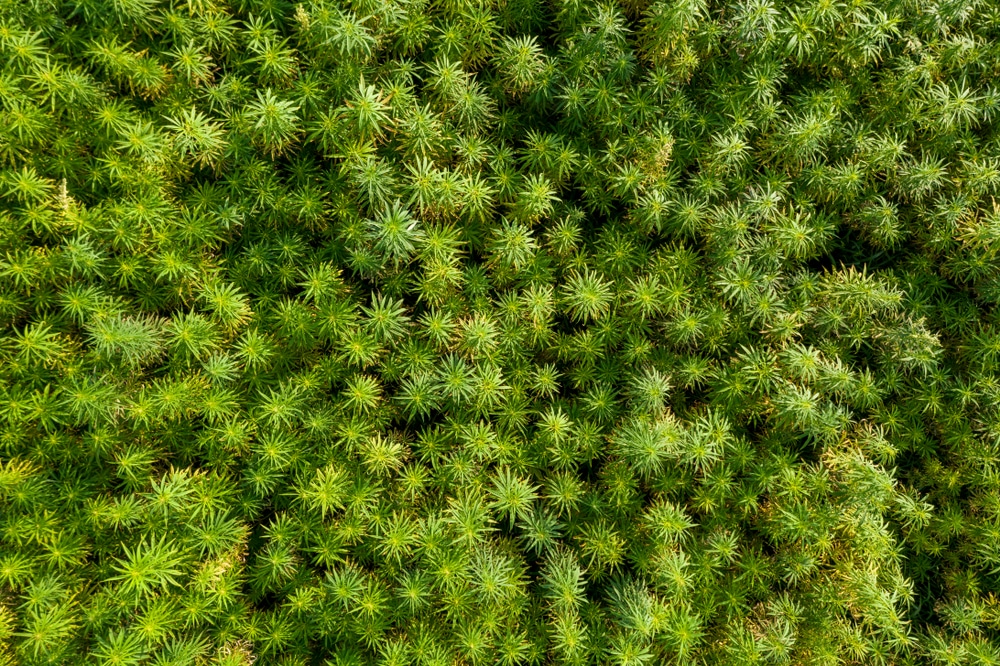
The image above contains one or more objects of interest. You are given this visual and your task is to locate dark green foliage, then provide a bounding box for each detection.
[1,0,1000,664]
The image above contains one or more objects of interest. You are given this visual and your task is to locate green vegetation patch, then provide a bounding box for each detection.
[1,0,999,664]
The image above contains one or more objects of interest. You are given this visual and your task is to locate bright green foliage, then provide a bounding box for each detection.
[1,0,1000,664]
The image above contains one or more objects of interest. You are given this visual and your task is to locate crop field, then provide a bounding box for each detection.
[1,0,999,664]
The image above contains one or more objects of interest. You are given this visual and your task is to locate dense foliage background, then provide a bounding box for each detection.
[2,0,1000,663]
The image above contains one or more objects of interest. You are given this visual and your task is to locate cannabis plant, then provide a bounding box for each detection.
[1,0,1000,664]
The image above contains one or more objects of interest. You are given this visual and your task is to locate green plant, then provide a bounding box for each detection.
[2,0,1000,663]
